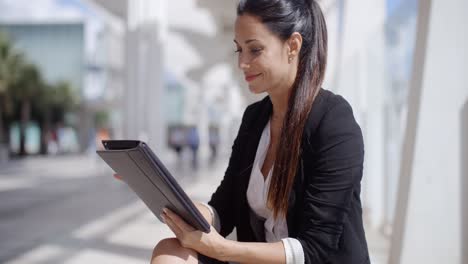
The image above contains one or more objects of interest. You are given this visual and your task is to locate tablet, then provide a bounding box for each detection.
[96,140,210,233]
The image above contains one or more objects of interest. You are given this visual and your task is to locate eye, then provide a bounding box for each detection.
[251,48,263,54]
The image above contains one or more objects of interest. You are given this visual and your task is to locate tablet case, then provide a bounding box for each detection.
[96,140,210,233]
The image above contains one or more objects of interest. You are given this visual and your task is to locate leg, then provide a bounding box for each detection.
[151,238,199,264]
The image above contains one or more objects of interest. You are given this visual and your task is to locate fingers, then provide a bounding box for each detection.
[163,208,196,232]
[163,213,182,237]
[161,208,211,251]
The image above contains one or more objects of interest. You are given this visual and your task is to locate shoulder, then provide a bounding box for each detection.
[244,95,270,116]
[304,89,363,150]
[239,96,271,128]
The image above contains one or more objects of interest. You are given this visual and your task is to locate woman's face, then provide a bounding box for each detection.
[234,14,295,95]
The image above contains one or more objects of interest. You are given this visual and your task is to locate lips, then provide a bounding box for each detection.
[245,73,262,82]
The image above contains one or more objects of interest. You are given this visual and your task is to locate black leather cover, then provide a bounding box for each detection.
[96,140,210,233]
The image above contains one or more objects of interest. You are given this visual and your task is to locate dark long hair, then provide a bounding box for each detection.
[237,0,328,219]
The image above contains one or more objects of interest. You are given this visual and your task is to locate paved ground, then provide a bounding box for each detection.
[0,153,389,263]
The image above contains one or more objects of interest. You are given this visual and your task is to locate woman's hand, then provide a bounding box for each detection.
[114,175,226,258]
[161,208,227,260]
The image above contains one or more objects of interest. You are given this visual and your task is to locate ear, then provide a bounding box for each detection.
[286,32,303,59]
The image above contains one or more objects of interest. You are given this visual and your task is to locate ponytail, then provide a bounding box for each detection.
[237,0,328,219]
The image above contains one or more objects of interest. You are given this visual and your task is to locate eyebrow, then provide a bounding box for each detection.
[233,39,260,45]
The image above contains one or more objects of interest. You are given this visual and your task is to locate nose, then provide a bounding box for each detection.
[238,53,250,70]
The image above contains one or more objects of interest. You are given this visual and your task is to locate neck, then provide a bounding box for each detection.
[269,61,298,121]
[269,75,296,121]
[269,89,289,121]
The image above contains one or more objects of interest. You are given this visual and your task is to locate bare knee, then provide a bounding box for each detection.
[152,238,182,258]
[151,238,198,264]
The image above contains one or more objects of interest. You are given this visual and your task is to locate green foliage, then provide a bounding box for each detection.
[9,63,44,101]
[94,110,109,129]
[0,32,25,117]
[38,81,79,112]
[0,31,81,146]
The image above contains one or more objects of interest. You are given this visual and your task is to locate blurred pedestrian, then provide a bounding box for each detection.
[187,126,199,169]
[208,125,220,164]
[170,126,185,163]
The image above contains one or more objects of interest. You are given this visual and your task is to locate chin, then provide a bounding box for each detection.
[248,84,267,94]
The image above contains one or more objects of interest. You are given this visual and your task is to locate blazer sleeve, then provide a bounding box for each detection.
[207,105,251,237]
[296,96,365,263]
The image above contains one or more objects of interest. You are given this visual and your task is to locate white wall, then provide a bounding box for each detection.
[390,0,468,263]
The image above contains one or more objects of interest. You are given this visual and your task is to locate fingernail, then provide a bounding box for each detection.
[162,208,167,214]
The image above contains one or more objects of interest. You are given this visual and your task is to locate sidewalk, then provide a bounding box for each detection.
[0,153,226,264]
[0,154,388,263]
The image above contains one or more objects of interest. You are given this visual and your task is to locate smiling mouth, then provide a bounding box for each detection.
[245,73,262,82]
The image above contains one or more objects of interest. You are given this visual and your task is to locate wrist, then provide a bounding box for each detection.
[215,238,235,262]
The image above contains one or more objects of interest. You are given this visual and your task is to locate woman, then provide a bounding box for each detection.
[151,0,369,263]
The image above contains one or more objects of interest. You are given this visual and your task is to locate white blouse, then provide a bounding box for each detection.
[246,119,288,241]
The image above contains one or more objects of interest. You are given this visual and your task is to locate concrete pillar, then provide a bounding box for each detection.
[462,100,468,264]
[123,0,167,156]
[389,0,468,263]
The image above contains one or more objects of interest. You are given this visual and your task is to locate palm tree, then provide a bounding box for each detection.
[0,32,24,148]
[37,81,78,154]
[0,33,11,144]
[9,63,44,156]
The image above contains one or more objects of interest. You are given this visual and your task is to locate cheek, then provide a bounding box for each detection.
[255,56,281,80]
[262,60,287,85]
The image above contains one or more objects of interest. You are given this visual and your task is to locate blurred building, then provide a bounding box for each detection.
[0,22,85,153]
[0,0,125,153]
[0,22,85,92]
[92,0,246,160]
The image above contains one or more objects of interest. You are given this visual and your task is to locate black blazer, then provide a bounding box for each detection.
[208,88,370,264]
